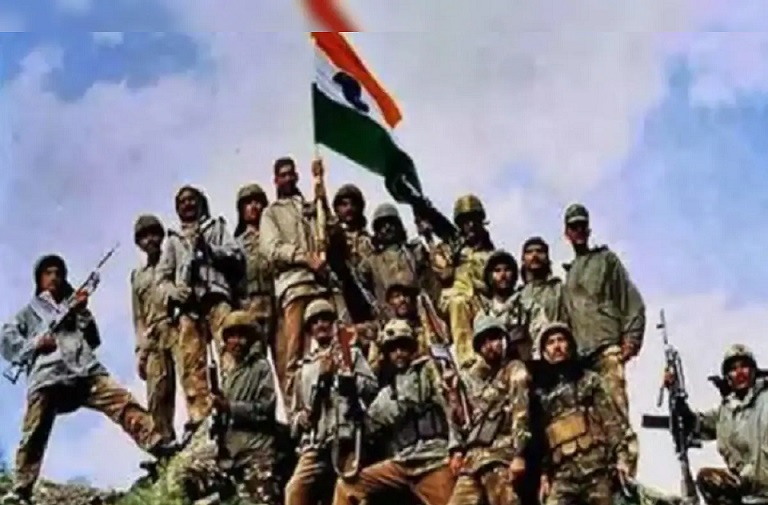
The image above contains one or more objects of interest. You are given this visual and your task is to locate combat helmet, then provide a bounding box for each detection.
[220,311,259,340]
[384,272,419,299]
[372,203,401,227]
[472,313,508,353]
[134,214,164,244]
[453,194,486,224]
[236,183,268,207]
[303,299,337,328]
[564,203,589,225]
[379,319,415,347]
[333,184,366,211]
[538,321,576,357]
[721,344,757,376]
[483,250,518,289]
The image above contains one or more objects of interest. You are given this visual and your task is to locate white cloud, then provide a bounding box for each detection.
[92,32,125,46]
[4,0,768,492]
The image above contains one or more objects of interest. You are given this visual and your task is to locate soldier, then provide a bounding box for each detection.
[334,319,458,505]
[440,194,496,369]
[517,237,568,359]
[666,345,768,505]
[156,184,243,400]
[533,322,635,505]
[175,311,280,505]
[0,255,176,504]
[412,206,448,305]
[260,157,330,395]
[285,299,378,505]
[332,184,374,270]
[561,203,644,471]
[446,314,530,505]
[358,203,444,311]
[233,183,275,345]
[132,214,210,444]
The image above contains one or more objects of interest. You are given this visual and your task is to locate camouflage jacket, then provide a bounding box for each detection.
[484,292,526,333]
[459,358,531,474]
[340,226,374,270]
[260,195,326,307]
[235,227,274,302]
[290,344,377,451]
[533,367,635,478]
[695,378,768,497]
[156,216,244,308]
[222,345,277,458]
[131,261,173,356]
[1,292,106,394]
[442,246,494,299]
[366,356,459,476]
[518,276,568,355]
[563,246,645,357]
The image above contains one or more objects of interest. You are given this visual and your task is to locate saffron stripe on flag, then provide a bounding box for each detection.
[304,0,358,32]
[311,32,402,129]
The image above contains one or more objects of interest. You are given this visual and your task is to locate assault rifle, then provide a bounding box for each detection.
[331,325,363,479]
[3,243,120,384]
[641,309,701,505]
[208,340,230,462]
[429,343,473,432]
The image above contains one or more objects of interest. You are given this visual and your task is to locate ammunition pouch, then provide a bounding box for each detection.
[467,406,506,448]
[393,403,449,452]
[546,410,596,465]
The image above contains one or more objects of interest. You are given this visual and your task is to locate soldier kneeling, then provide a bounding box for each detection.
[177,311,280,504]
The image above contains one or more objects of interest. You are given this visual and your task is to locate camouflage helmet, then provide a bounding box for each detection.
[538,321,576,356]
[133,214,164,243]
[564,203,589,225]
[333,184,365,211]
[380,319,415,346]
[384,273,419,298]
[220,311,259,340]
[372,203,401,227]
[303,299,336,327]
[236,183,268,206]
[721,344,757,375]
[472,313,508,353]
[453,194,485,223]
[483,250,518,288]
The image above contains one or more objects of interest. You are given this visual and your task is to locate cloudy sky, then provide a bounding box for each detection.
[2,0,768,493]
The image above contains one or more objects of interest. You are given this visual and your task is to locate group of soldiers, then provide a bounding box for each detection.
[1,156,767,505]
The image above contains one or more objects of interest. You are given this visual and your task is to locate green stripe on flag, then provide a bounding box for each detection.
[312,84,422,203]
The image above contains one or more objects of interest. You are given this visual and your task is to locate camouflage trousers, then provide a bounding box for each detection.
[334,460,455,505]
[14,374,163,492]
[176,442,279,505]
[591,345,638,475]
[241,294,276,349]
[545,470,614,505]
[439,290,482,369]
[448,464,519,505]
[696,467,745,505]
[286,448,348,505]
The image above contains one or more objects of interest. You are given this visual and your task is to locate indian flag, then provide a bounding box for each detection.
[311,32,422,202]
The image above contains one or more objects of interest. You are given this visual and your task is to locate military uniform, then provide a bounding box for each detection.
[285,300,379,505]
[234,184,276,345]
[518,237,568,359]
[260,189,330,395]
[562,203,644,470]
[156,185,244,377]
[334,320,457,505]
[176,311,280,505]
[132,214,210,441]
[0,255,173,500]
[533,323,636,505]
[448,316,531,505]
[691,346,768,505]
[439,195,494,369]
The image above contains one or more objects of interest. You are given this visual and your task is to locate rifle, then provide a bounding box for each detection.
[331,325,363,479]
[266,346,289,426]
[3,243,120,384]
[640,309,701,505]
[169,223,215,324]
[418,292,451,345]
[208,340,230,462]
[428,343,473,432]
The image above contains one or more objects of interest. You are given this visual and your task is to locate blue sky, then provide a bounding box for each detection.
[2,0,768,492]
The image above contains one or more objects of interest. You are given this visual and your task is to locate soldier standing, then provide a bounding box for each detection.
[260,157,330,395]
[561,203,644,472]
[285,299,378,505]
[331,184,374,270]
[534,322,635,505]
[175,311,280,505]
[233,183,275,345]
[439,194,495,369]
[334,319,458,505]
[446,314,530,505]
[132,214,210,443]
[666,345,768,505]
[1,255,176,504]
[518,237,568,359]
